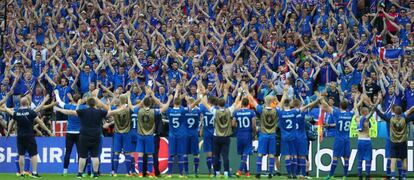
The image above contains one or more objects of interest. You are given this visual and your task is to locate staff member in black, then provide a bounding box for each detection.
[55,96,117,178]
[0,97,53,178]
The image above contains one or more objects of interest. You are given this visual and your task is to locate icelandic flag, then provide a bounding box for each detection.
[378,47,404,60]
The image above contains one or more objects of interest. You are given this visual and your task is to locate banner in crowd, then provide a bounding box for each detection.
[0,137,413,175]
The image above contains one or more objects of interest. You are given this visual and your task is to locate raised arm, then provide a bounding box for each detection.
[405,106,414,116]
[54,106,78,116]
[278,85,289,108]
[160,94,173,113]
[329,60,340,76]
[0,104,13,115]
[34,117,53,136]
[107,106,128,117]
[301,95,321,112]
[320,96,333,113]
[34,95,50,113]
[200,95,212,110]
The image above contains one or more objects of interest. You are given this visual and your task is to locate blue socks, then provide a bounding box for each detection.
[329,159,337,177]
[300,158,307,177]
[148,156,153,174]
[125,155,132,174]
[357,160,371,176]
[239,156,244,171]
[15,157,20,173]
[241,155,248,172]
[24,156,30,172]
[291,158,297,176]
[168,156,173,174]
[206,156,212,174]
[401,169,406,179]
[285,159,292,176]
[366,160,371,176]
[113,154,119,173]
[256,156,263,174]
[194,157,199,174]
[357,160,362,177]
[386,159,391,177]
[295,158,300,176]
[178,156,184,175]
[397,160,402,176]
[269,157,275,174]
[130,156,136,173]
[183,156,189,175]
[138,157,143,173]
[239,155,248,172]
[343,159,349,177]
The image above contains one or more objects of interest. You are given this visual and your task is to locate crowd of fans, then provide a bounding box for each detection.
[0,0,414,136]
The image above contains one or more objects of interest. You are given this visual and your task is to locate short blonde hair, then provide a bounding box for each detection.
[264,95,275,106]
[119,94,128,104]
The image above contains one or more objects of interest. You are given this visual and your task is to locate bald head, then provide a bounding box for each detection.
[20,97,29,107]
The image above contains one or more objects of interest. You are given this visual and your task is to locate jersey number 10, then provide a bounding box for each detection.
[237,117,250,128]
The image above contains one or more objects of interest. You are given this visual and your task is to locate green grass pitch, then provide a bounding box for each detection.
[1,174,413,179]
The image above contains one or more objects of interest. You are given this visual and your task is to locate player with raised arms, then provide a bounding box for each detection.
[375,98,414,180]
[198,82,217,177]
[233,95,256,178]
[291,97,321,179]
[354,94,379,180]
[322,93,360,180]
[128,87,173,178]
[103,93,135,177]
[183,96,202,177]
[247,85,287,179]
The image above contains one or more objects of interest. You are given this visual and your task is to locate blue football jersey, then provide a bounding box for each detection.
[295,110,307,138]
[332,108,354,139]
[200,104,215,135]
[166,107,188,137]
[233,108,256,135]
[277,108,300,141]
[131,107,139,130]
[64,104,87,133]
[184,107,201,133]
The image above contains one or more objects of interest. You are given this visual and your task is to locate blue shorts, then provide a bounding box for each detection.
[295,137,308,156]
[203,130,214,153]
[187,133,200,155]
[169,135,187,155]
[237,135,253,155]
[281,139,297,156]
[258,132,276,155]
[113,133,133,153]
[130,130,137,142]
[385,138,391,158]
[136,134,155,153]
[357,139,372,161]
[130,131,137,150]
[333,138,351,158]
